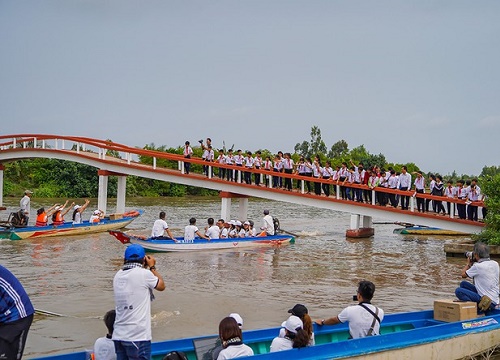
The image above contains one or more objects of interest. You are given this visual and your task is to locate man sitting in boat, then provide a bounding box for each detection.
[35,204,59,227]
[455,242,499,313]
[315,280,384,339]
[151,211,175,239]
[51,200,73,226]
[217,219,229,239]
[205,217,220,240]
[184,217,209,241]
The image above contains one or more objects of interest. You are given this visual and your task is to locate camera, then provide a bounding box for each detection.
[352,295,358,301]
[464,251,474,259]
[198,139,204,144]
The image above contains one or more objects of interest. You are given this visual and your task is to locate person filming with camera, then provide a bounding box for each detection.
[455,242,499,313]
[314,280,384,339]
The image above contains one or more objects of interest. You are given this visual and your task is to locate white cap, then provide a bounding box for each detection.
[243,221,250,226]
[54,206,62,211]
[74,205,81,210]
[229,220,236,225]
[283,315,303,334]
[235,220,242,226]
[93,210,100,215]
[229,313,243,328]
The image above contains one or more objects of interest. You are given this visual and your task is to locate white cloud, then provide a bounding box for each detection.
[478,115,500,128]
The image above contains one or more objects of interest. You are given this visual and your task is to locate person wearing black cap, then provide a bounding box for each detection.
[288,304,314,345]
[112,244,165,360]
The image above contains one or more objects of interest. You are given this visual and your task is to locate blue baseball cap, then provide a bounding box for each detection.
[124,244,145,261]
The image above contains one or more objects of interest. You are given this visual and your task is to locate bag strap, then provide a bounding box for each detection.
[358,304,380,336]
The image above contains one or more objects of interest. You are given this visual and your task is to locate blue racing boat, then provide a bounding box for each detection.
[33,308,500,360]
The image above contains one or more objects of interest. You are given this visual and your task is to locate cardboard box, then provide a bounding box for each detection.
[433,299,477,322]
[109,213,123,220]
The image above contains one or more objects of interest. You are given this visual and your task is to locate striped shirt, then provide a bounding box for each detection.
[0,265,34,323]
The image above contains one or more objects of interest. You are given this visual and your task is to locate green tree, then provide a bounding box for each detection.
[328,140,349,158]
[474,173,500,245]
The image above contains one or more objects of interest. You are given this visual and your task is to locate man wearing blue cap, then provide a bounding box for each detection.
[112,244,165,360]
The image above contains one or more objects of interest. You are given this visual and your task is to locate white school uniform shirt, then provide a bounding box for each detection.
[282,158,294,170]
[184,225,199,240]
[387,175,398,189]
[321,167,332,178]
[217,154,226,164]
[254,156,262,168]
[312,164,322,177]
[444,186,456,198]
[202,149,209,160]
[414,177,425,191]
[235,154,244,165]
[274,160,284,171]
[263,160,272,170]
[183,146,193,157]
[244,156,254,168]
[225,154,234,165]
[399,173,411,189]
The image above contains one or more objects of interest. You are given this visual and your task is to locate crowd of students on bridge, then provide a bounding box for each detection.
[182,138,486,222]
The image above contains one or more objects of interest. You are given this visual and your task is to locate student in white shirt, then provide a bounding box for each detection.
[93,310,116,360]
[183,141,193,174]
[151,211,175,239]
[205,218,220,239]
[216,317,253,360]
[184,218,209,241]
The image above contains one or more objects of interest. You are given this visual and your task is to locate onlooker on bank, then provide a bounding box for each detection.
[93,309,117,360]
[455,242,499,313]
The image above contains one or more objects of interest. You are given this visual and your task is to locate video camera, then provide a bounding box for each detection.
[198,139,204,144]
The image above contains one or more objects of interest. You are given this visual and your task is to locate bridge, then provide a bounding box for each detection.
[0,134,485,235]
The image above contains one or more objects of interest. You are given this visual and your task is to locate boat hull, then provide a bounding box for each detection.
[0,210,143,240]
[32,309,500,360]
[109,231,294,252]
[393,226,469,236]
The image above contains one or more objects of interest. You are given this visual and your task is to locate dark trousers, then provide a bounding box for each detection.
[415,189,425,211]
[389,189,398,207]
[272,169,281,188]
[0,314,33,360]
[435,200,446,214]
[313,176,321,195]
[322,177,330,196]
[184,156,191,174]
[284,169,293,190]
[457,202,466,219]
[226,168,234,181]
[468,205,478,221]
[244,169,252,184]
[218,167,226,179]
[399,187,409,209]
[254,167,260,186]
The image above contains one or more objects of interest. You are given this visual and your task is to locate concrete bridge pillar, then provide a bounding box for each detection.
[97,170,109,215]
[116,176,127,214]
[220,191,249,222]
[346,214,374,238]
[0,164,4,207]
[98,170,128,215]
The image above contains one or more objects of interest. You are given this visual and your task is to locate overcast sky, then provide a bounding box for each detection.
[1,1,499,176]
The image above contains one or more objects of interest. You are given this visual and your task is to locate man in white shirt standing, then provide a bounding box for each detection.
[398,166,412,210]
[151,211,175,239]
[183,141,193,174]
[19,190,33,225]
[113,244,165,360]
[261,210,275,236]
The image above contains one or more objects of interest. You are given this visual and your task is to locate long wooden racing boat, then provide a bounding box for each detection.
[33,308,500,360]
[109,230,294,252]
[0,210,143,240]
[393,226,469,236]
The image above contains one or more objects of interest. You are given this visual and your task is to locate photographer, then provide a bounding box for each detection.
[314,280,384,339]
[455,242,499,312]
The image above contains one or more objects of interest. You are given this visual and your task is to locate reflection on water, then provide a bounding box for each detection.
[0,196,474,357]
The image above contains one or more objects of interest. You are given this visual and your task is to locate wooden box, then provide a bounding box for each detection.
[109,213,123,220]
[433,299,477,322]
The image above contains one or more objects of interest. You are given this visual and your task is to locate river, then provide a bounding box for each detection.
[0,196,469,358]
